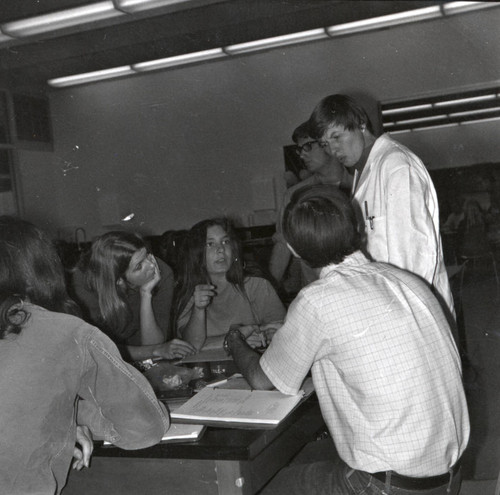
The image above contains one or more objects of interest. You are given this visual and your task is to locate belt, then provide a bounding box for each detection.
[370,460,461,491]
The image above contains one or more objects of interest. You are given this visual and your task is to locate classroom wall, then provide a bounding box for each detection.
[15,8,500,239]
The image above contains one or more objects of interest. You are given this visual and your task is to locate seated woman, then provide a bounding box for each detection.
[0,217,169,494]
[72,231,195,361]
[175,218,286,351]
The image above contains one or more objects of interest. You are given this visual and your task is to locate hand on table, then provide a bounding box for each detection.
[258,322,283,346]
[72,425,93,471]
[153,339,197,360]
[193,284,216,310]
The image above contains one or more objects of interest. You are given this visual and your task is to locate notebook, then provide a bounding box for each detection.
[170,386,305,428]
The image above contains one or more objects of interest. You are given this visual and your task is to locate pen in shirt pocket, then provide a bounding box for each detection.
[364,201,375,230]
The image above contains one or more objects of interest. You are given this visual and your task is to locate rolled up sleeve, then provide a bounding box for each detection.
[77,327,169,450]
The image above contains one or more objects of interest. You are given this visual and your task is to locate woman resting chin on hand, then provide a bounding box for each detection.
[72,231,195,362]
[175,218,286,352]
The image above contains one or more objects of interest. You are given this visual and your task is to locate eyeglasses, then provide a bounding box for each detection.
[294,140,319,155]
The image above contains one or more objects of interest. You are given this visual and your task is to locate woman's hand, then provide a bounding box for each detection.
[140,255,161,295]
[152,339,197,360]
[259,321,283,346]
[193,284,216,310]
[241,322,283,348]
[72,425,93,471]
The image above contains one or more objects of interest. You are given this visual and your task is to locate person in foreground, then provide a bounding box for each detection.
[224,185,470,495]
[176,218,285,351]
[0,217,169,495]
[72,231,195,361]
[308,94,455,319]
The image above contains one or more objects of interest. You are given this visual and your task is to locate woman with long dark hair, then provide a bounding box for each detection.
[176,218,286,350]
[72,231,195,361]
[0,216,168,494]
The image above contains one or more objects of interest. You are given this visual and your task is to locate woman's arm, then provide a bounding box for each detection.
[137,255,166,345]
[177,284,216,351]
[117,339,196,361]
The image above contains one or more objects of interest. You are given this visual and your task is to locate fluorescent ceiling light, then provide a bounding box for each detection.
[434,94,497,107]
[133,48,226,71]
[396,115,447,125]
[48,66,135,88]
[449,107,500,117]
[2,1,123,38]
[413,122,460,131]
[461,115,500,125]
[224,28,328,55]
[442,1,499,15]
[115,0,206,13]
[382,104,433,115]
[326,6,442,36]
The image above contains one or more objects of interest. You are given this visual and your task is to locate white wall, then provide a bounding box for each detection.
[16,9,500,239]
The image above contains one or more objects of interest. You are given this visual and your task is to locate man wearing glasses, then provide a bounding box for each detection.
[269,121,352,291]
[307,94,454,319]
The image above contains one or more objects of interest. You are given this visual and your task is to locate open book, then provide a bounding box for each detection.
[170,386,305,428]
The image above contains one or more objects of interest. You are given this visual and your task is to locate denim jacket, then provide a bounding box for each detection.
[0,303,169,495]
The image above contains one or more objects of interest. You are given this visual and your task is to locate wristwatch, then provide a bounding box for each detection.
[223,327,244,355]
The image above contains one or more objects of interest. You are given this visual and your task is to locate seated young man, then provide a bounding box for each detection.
[224,184,470,495]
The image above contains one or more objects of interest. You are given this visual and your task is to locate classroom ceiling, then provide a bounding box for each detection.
[0,0,447,88]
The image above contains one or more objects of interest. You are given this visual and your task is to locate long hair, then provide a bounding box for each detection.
[283,184,360,268]
[79,231,146,337]
[175,218,245,320]
[0,216,80,338]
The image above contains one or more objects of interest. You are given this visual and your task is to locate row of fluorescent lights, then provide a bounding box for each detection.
[1,1,491,88]
[383,91,500,133]
[0,0,216,41]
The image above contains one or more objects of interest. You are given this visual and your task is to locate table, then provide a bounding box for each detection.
[63,395,326,495]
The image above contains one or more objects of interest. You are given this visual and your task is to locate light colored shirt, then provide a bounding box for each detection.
[261,251,469,477]
[0,303,168,495]
[177,277,285,338]
[352,134,454,317]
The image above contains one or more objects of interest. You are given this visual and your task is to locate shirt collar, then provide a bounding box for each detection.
[319,251,370,278]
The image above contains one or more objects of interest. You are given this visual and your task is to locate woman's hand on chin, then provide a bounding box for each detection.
[140,256,161,295]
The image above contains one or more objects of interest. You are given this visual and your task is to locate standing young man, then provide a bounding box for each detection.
[226,185,469,495]
[308,95,454,317]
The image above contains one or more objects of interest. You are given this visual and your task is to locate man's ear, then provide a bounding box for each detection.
[286,242,301,258]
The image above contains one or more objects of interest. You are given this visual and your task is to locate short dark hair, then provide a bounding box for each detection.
[308,94,374,139]
[291,121,312,144]
[283,184,360,268]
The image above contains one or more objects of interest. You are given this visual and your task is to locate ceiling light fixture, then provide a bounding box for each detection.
[441,1,499,15]
[434,94,498,107]
[48,66,135,88]
[382,104,433,115]
[224,28,328,55]
[114,0,222,14]
[326,6,442,36]
[132,48,226,71]
[2,1,123,38]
